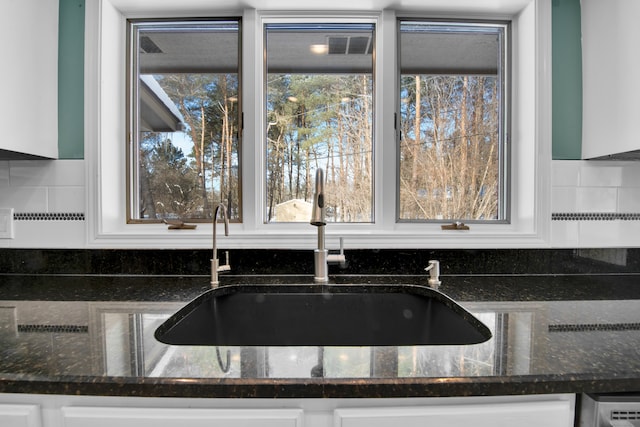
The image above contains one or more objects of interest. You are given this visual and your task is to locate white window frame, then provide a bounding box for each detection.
[251,11,382,236]
[85,0,551,249]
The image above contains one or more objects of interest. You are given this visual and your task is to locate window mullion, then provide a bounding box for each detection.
[378,9,398,232]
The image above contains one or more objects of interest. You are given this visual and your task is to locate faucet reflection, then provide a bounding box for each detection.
[310,168,346,284]
[211,203,230,288]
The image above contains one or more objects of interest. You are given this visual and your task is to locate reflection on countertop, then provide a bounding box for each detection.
[1,274,640,398]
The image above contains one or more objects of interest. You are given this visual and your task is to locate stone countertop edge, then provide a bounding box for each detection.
[1,374,639,399]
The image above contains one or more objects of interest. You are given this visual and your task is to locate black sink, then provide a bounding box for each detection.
[154,284,492,346]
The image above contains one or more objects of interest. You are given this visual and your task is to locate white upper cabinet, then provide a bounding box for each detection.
[0,0,58,159]
[582,0,640,159]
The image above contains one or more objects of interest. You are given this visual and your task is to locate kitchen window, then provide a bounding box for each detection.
[398,20,509,223]
[127,19,242,223]
[88,2,551,248]
[264,23,375,223]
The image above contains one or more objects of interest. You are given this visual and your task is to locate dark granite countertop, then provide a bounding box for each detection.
[1,273,640,398]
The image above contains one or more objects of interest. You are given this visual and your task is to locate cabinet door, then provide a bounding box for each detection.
[581,0,640,159]
[0,404,41,427]
[0,0,58,159]
[335,400,572,427]
[62,407,303,427]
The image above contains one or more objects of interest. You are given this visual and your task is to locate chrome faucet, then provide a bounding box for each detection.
[310,168,346,284]
[211,203,231,288]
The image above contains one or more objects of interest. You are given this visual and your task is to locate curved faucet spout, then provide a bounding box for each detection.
[211,203,230,288]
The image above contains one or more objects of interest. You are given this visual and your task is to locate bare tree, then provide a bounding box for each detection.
[266,73,374,223]
[399,75,500,221]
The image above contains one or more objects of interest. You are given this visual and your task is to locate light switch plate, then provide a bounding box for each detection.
[0,208,15,239]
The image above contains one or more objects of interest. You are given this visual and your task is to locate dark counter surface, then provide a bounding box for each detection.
[1,273,640,398]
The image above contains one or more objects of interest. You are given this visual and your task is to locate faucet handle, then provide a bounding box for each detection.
[217,250,231,272]
[327,237,347,268]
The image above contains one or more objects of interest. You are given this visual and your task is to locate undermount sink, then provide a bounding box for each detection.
[154,284,492,347]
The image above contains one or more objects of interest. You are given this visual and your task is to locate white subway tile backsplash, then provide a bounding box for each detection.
[550,221,579,247]
[579,163,623,187]
[12,219,86,248]
[552,160,581,187]
[578,221,622,247]
[0,208,14,239]
[550,160,640,247]
[618,187,640,212]
[10,160,85,187]
[0,161,9,188]
[552,187,577,212]
[9,160,53,186]
[0,187,48,212]
[576,187,618,212]
[48,187,85,212]
[621,163,640,187]
[579,220,640,247]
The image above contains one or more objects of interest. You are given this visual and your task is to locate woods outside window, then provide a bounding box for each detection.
[127,18,508,226]
[127,19,242,223]
[398,20,509,223]
[264,23,375,223]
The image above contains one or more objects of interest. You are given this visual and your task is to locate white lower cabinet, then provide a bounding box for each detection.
[0,404,41,427]
[0,393,575,427]
[61,407,303,427]
[335,399,573,427]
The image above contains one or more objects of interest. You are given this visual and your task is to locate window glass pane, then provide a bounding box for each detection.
[398,21,507,222]
[265,23,374,223]
[130,20,241,221]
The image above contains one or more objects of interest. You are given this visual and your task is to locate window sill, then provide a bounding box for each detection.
[87,222,550,249]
